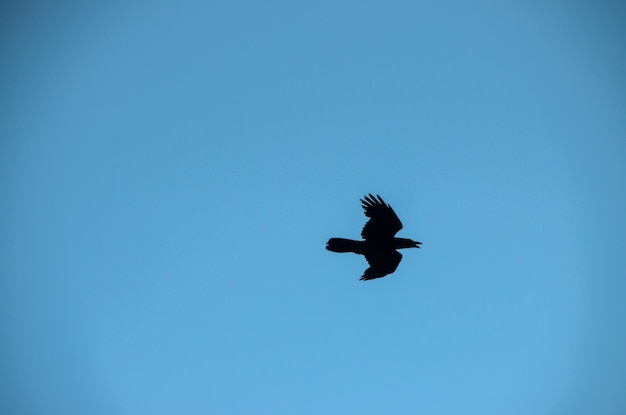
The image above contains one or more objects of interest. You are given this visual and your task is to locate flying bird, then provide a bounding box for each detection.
[326,194,422,281]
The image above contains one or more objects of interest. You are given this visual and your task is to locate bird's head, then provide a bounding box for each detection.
[395,238,422,249]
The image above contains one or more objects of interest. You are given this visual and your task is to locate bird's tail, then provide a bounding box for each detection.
[326,238,365,254]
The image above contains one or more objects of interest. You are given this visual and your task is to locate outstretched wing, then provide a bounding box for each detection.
[360,194,403,240]
[361,250,402,281]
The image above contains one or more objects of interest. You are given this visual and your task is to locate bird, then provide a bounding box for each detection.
[326,194,422,281]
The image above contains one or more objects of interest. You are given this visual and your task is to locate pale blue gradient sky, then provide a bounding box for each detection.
[2,1,625,414]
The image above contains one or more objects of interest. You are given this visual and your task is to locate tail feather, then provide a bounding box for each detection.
[326,238,365,254]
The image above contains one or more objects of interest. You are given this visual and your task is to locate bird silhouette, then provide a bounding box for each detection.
[327,194,422,281]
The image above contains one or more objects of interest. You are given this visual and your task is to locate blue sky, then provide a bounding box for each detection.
[1,1,625,414]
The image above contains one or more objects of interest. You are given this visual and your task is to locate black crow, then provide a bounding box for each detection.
[327,194,421,281]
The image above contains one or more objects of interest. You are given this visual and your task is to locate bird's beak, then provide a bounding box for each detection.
[415,242,422,248]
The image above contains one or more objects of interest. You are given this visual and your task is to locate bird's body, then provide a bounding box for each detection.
[326,194,421,281]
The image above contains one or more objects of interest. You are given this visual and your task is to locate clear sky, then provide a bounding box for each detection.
[2,1,625,414]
